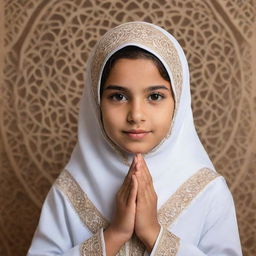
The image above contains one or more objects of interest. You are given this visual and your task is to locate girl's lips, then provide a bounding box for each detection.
[123,130,151,139]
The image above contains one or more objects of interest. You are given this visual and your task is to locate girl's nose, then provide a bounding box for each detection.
[127,100,145,124]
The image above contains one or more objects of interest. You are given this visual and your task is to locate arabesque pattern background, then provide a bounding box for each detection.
[0,0,255,255]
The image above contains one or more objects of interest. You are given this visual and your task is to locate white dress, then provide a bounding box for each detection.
[27,22,242,256]
[27,168,242,255]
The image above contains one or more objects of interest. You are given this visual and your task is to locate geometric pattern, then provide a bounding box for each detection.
[0,0,255,255]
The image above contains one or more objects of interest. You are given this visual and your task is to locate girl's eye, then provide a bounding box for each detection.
[148,93,164,101]
[110,93,127,102]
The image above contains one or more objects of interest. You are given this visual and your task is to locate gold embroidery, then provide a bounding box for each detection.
[129,234,145,256]
[55,168,219,255]
[154,228,180,256]
[91,22,183,106]
[55,170,108,234]
[80,230,103,256]
[116,244,126,256]
[158,168,219,228]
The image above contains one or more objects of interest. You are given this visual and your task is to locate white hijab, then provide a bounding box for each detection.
[66,22,215,221]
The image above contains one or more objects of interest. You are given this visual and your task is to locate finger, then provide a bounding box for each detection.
[120,157,136,194]
[121,172,136,206]
[138,154,152,183]
[136,157,156,201]
[136,155,149,185]
[123,176,134,204]
[125,156,137,181]
[135,170,146,200]
[129,155,137,174]
[127,174,138,206]
[136,175,156,208]
[121,161,135,193]
[138,154,149,174]
[119,173,133,199]
[118,156,138,204]
[134,158,147,187]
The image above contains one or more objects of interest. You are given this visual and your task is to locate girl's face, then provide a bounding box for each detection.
[100,58,175,154]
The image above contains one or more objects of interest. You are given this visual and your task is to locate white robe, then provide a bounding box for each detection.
[27,168,242,255]
[27,22,242,255]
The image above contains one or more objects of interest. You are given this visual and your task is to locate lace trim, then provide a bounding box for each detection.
[80,230,103,256]
[116,244,126,256]
[128,234,145,256]
[55,170,108,234]
[91,22,183,106]
[55,168,219,255]
[154,228,180,256]
[158,168,219,228]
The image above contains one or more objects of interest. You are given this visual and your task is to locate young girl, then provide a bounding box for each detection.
[27,22,242,255]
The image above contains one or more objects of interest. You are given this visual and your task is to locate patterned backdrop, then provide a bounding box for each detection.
[0,0,255,255]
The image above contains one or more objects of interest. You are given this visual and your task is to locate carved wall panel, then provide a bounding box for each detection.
[0,0,255,255]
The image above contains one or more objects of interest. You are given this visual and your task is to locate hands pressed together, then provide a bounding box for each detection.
[104,154,160,255]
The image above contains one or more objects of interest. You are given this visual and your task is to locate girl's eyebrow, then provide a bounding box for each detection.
[103,85,170,92]
[104,85,128,92]
[146,85,170,92]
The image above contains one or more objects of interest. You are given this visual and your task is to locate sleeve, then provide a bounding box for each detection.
[150,179,242,256]
[27,186,106,256]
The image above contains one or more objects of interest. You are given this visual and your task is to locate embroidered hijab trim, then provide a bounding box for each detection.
[91,22,183,107]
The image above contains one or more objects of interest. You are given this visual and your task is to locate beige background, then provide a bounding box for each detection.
[0,0,255,255]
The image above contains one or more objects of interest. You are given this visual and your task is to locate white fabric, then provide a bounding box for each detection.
[27,175,242,255]
[27,22,242,255]
[152,177,242,256]
[65,21,215,219]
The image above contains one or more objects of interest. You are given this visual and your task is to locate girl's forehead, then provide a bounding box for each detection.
[107,58,162,76]
[104,58,171,86]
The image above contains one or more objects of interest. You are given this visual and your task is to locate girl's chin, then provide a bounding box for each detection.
[118,145,153,155]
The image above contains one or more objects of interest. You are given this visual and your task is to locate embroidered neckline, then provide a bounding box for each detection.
[55,170,108,234]
[158,168,219,228]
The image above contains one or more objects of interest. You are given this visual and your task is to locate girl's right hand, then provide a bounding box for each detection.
[104,157,138,255]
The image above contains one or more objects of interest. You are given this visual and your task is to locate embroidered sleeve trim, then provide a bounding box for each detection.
[116,244,126,256]
[128,234,145,256]
[80,229,103,256]
[158,168,220,228]
[55,168,219,256]
[153,228,180,256]
[54,169,108,234]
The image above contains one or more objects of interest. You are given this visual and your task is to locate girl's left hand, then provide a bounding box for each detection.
[134,154,161,252]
